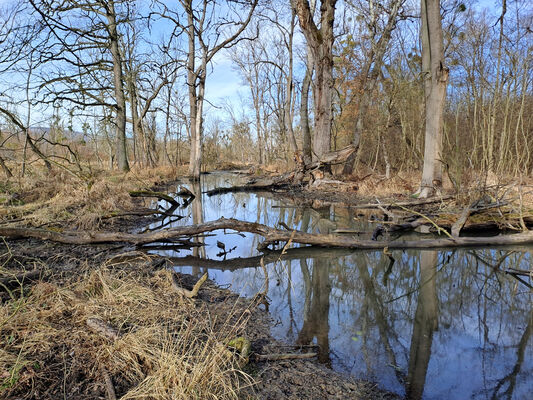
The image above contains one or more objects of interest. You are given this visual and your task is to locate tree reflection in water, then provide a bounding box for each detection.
[152,173,532,399]
[406,251,438,400]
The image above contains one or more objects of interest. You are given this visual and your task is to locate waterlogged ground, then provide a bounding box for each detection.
[147,172,532,399]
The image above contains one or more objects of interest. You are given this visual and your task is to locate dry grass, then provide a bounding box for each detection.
[0,266,254,399]
[0,165,186,229]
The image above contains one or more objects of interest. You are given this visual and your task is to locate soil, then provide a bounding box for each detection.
[0,199,400,399]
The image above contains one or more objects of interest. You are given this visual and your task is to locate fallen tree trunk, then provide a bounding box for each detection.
[352,195,454,209]
[129,190,180,207]
[5,217,533,250]
[207,145,357,196]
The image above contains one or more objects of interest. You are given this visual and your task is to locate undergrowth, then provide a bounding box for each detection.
[0,266,254,399]
[0,165,186,229]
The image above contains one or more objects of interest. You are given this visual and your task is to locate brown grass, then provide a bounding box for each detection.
[0,266,254,399]
[0,165,186,229]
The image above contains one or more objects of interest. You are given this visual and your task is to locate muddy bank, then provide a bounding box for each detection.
[0,236,398,400]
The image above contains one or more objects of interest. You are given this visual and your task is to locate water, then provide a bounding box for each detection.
[146,172,532,399]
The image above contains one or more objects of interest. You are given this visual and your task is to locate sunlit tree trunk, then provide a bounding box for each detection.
[416,0,448,198]
[294,0,337,159]
[107,0,129,172]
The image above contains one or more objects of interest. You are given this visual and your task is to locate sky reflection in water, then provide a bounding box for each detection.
[147,172,532,399]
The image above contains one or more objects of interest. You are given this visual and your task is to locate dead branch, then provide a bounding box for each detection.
[129,190,180,207]
[6,217,533,250]
[255,352,317,361]
[0,270,41,291]
[103,369,117,400]
[171,272,207,298]
[452,203,473,237]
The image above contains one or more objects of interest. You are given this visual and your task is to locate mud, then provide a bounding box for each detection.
[0,212,399,399]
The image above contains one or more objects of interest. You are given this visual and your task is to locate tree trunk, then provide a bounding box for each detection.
[285,9,298,153]
[416,0,448,198]
[300,69,313,165]
[0,154,12,178]
[294,0,337,159]
[107,0,129,172]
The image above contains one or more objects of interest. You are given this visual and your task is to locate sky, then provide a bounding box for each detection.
[0,0,506,132]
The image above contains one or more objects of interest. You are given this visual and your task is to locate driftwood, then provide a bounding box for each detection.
[171,273,207,298]
[206,145,357,196]
[86,317,121,341]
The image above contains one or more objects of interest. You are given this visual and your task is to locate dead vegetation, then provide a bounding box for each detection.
[0,166,185,229]
[0,264,255,399]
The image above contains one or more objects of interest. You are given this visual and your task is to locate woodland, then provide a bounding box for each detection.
[0,0,532,399]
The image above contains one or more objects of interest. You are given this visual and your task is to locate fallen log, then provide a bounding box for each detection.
[207,146,357,196]
[6,217,533,250]
[129,190,180,207]
[352,195,454,209]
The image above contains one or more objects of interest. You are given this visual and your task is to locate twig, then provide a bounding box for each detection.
[103,369,117,400]
[255,353,317,361]
[172,272,207,298]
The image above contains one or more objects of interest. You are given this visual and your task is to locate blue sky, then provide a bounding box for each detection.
[0,0,505,131]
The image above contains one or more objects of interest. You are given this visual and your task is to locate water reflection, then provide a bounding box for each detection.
[147,172,532,399]
[406,251,438,400]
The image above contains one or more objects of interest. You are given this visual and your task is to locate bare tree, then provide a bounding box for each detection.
[415,0,448,198]
[159,0,258,179]
[293,0,337,159]
[29,0,132,171]
[342,0,406,175]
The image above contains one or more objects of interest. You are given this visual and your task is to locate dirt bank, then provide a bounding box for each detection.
[1,230,398,399]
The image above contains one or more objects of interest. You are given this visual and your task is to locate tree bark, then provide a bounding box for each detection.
[416,0,448,197]
[6,217,533,250]
[300,68,313,165]
[294,0,337,159]
[107,0,129,172]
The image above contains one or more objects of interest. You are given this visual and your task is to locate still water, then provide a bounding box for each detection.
[147,172,532,399]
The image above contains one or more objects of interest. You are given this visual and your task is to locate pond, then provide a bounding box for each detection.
[145,172,532,399]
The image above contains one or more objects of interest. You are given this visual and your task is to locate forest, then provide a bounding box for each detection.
[0,0,532,399]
